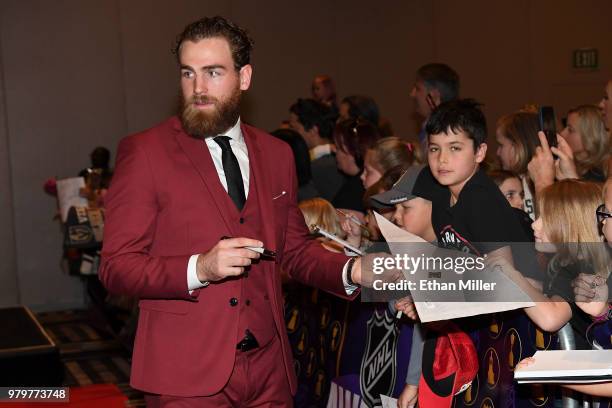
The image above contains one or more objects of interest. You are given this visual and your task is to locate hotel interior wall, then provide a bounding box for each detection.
[0,0,609,310]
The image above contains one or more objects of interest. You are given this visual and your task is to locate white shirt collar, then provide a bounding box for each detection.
[310,143,333,160]
[223,118,243,144]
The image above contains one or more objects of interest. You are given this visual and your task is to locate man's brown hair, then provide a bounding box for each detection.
[173,16,254,70]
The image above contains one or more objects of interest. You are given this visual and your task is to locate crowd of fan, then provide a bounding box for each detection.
[276,65,612,405]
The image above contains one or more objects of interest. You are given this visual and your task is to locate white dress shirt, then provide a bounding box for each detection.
[309,143,333,161]
[186,119,357,294]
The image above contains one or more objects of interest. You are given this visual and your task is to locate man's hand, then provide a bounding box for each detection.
[398,384,418,408]
[350,253,404,288]
[196,237,262,283]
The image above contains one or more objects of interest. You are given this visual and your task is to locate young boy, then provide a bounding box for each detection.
[371,165,446,408]
[415,99,540,407]
[426,99,534,260]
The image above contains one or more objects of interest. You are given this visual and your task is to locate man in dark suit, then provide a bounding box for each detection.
[99,16,362,407]
[289,98,345,202]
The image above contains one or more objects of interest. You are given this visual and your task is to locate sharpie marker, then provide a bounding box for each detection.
[244,246,277,258]
[220,236,276,258]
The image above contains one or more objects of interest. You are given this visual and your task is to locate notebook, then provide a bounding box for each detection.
[514,350,612,384]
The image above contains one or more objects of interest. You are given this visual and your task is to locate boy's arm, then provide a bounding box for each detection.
[405,322,424,385]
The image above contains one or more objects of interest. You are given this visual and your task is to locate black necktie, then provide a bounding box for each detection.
[214,136,246,210]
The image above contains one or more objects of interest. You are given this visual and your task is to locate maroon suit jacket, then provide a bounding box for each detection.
[99,117,356,397]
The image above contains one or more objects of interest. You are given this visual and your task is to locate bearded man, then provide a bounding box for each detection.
[99,16,364,407]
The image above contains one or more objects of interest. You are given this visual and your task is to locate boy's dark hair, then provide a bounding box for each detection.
[416,63,460,102]
[289,98,337,139]
[425,99,487,150]
[172,16,254,70]
[341,95,380,126]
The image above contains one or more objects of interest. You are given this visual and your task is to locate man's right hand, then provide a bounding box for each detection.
[196,237,262,283]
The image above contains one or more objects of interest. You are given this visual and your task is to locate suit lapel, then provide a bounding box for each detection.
[242,124,277,253]
[173,125,237,237]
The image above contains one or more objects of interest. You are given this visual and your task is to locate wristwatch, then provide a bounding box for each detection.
[347,257,358,286]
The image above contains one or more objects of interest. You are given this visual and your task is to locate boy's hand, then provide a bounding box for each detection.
[528,131,555,194]
[398,384,418,408]
[395,297,418,320]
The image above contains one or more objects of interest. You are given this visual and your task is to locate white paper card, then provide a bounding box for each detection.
[56,177,88,222]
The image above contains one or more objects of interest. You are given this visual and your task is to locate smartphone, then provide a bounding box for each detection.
[538,106,557,149]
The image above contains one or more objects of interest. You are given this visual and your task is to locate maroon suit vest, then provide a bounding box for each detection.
[226,166,277,348]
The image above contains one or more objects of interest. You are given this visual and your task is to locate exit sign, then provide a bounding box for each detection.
[573,48,598,69]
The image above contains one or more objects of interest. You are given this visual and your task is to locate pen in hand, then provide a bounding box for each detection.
[244,246,276,258]
[221,236,276,258]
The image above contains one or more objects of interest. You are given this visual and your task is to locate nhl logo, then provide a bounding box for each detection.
[360,309,399,407]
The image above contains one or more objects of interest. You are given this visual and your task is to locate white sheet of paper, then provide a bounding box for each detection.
[514,350,612,383]
[56,177,88,222]
[374,212,535,323]
[379,394,398,408]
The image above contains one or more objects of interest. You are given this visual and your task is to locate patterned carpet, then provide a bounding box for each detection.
[35,309,144,406]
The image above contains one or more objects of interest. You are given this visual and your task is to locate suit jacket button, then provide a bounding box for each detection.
[239,217,245,224]
[230,297,238,307]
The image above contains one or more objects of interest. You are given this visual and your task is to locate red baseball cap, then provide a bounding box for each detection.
[418,323,478,408]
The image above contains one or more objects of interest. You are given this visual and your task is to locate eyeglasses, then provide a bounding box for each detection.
[596,204,612,224]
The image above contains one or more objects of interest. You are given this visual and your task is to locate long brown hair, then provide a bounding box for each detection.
[496,111,540,174]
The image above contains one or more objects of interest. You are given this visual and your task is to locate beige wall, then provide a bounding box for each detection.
[0,0,609,310]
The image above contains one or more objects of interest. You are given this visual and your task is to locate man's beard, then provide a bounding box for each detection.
[179,86,241,138]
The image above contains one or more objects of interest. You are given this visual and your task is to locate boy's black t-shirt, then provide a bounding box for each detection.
[431,168,542,279]
[432,168,530,254]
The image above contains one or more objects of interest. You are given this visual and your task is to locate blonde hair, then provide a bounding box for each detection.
[539,179,610,278]
[496,111,540,174]
[567,105,611,177]
[298,198,344,238]
[367,137,414,174]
